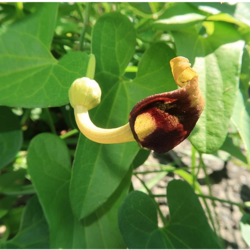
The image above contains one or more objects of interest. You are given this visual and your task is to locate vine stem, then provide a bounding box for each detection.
[200,154,221,239]
[60,129,79,139]
[15,2,24,18]
[197,194,245,208]
[79,3,91,51]
[191,145,197,189]
[134,174,167,227]
[151,194,245,209]
[134,165,201,175]
[20,109,31,126]
[44,108,56,135]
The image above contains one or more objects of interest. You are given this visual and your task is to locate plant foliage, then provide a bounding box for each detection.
[0,2,250,249]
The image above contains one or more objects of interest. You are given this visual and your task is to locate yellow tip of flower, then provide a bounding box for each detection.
[170,57,198,87]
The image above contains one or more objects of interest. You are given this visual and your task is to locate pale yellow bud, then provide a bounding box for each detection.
[68,77,101,110]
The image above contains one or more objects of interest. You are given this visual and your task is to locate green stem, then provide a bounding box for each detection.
[200,154,220,238]
[148,2,157,13]
[60,129,79,139]
[151,194,245,209]
[44,108,56,135]
[115,2,120,11]
[197,194,245,208]
[134,165,201,175]
[20,109,31,126]
[79,3,91,51]
[135,174,167,227]
[54,35,79,41]
[15,2,24,18]
[134,170,175,175]
[195,158,202,182]
[191,145,196,189]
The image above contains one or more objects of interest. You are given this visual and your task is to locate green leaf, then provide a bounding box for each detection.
[0,106,23,169]
[172,22,244,153]
[0,169,26,192]
[2,207,24,240]
[132,149,150,169]
[28,133,129,248]
[5,195,49,249]
[0,3,16,24]
[128,3,155,15]
[0,3,90,108]
[231,87,250,167]
[81,166,133,249]
[128,3,165,17]
[118,180,221,249]
[240,47,250,93]
[240,213,250,247]
[190,2,236,15]
[92,12,136,85]
[206,13,247,28]
[129,43,176,104]
[70,138,139,220]
[220,134,248,164]
[27,133,84,248]
[0,196,16,210]
[234,2,250,27]
[153,3,206,30]
[0,209,8,219]
[55,3,82,36]
[2,184,35,196]
[191,3,250,41]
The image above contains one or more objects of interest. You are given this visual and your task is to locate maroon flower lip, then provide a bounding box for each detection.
[129,57,205,154]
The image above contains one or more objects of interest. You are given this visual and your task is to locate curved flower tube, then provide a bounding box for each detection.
[68,56,205,153]
[68,77,135,144]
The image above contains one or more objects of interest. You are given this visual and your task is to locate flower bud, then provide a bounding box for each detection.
[69,77,101,110]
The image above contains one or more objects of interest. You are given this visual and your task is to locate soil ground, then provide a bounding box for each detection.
[132,139,250,249]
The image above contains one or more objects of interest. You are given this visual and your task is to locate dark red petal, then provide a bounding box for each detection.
[129,58,205,154]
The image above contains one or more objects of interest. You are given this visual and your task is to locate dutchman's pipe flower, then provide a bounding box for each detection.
[68,57,205,153]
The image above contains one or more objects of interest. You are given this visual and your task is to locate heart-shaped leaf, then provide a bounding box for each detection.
[118,180,221,248]
[28,133,130,248]
[27,133,80,248]
[0,3,90,108]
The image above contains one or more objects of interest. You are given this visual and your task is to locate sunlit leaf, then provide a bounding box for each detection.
[153,3,206,30]
[172,22,244,153]
[0,3,90,108]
